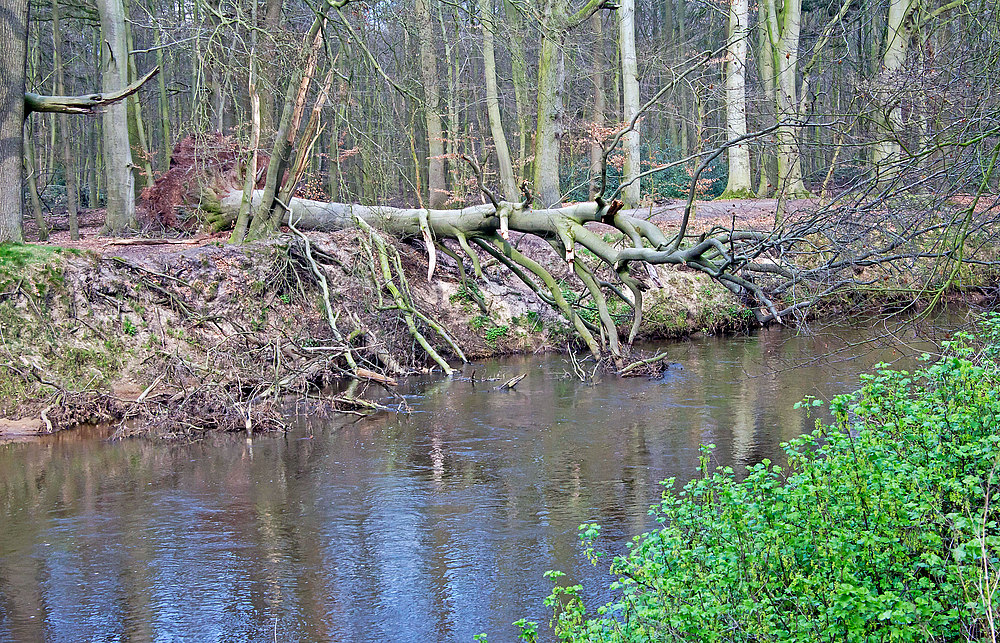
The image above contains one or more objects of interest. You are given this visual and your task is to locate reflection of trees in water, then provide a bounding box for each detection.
[0,322,951,640]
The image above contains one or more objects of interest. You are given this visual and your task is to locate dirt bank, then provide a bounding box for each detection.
[1,218,754,439]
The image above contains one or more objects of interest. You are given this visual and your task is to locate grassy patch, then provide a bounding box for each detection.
[0,243,68,270]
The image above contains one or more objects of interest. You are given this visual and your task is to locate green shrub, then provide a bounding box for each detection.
[529,331,1000,642]
[485,324,508,347]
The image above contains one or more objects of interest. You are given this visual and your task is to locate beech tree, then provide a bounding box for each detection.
[533,0,611,207]
[417,0,447,208]
[0,0,151,244]
[0,0,29,244]
[96,0,136,234]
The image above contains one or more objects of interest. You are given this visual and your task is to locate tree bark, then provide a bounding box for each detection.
[23,124,47,240]
[439,2,461,196]
[763,0,809,200]
[589,12,607,199]
[208,185,784,362]
[97,0,137,235]
[154,24,172,169]
[533,7,566,208]
[504,0,531,180]
[0,0,28,243]
[52,0,78,239]
[416,0,447,208]
[756,0,775,197]
[126,20,155,189]
[481,0,518,201]
[260,0,283,135]
[243,18,323,240]
[721,0,752,197]
[231,0,260,243]
[871,0,914,175]
[619,0,641,207]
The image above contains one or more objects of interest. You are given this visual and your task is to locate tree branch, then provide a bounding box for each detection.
[24,67,159,115]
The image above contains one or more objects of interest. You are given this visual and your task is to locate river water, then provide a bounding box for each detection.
[0,316,962,642]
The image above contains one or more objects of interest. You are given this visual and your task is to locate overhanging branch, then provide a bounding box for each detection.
[24,67,160,116]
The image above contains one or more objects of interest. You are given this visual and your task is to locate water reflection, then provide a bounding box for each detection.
[0,317,959,642]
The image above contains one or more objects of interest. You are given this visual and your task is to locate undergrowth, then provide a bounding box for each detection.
[508,314,1000,642]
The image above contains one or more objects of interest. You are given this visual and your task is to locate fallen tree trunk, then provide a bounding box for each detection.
[211,187,781,368]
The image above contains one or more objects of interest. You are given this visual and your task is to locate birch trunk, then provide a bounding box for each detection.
[619,0,641,207]
[720,0,752,197]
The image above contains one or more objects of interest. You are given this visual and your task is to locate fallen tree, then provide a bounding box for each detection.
[205,182,782,370]
[139,102,1000,377]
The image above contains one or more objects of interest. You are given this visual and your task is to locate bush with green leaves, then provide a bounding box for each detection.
[525,329,1000,642]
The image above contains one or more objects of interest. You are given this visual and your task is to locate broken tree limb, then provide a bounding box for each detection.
[24,67,159,115]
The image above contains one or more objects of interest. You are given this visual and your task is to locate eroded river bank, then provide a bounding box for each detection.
[0,314,966,641]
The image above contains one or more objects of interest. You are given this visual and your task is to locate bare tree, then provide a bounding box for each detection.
[0,0,29,243]
[97,0,137,234]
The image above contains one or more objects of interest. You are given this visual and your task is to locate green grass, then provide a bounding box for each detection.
[0,243,67,269]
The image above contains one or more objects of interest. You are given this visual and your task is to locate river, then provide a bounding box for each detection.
[0,315,962,642]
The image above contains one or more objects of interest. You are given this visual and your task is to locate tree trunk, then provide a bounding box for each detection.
[662,0,674,44]
[534,0,567,207]
[721,0,752,197]
[208,184,785,362]
[52,0,78,239]
[417,0,447,208]
[0,0,28,243]
[23,124,47,240]
[589,12,607,199]
[871,0,914,174]
[97,0,137,235]
[619,0,641,207]
[231,0,260,243]
[439,2,462,197]
[126,20,156,189]
[244,18,324,240]
[260,0,283,135]
[763,0,809,200]
[481,0,518,201]
[756,0,775,196]
[504,0,531,180]
[154,25,172,169]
